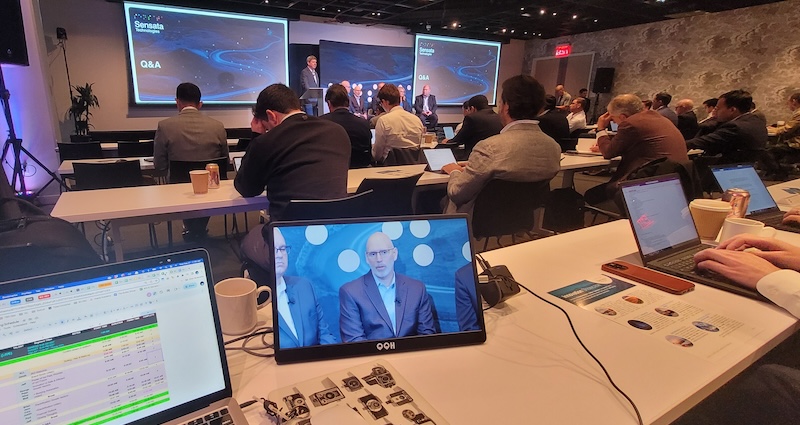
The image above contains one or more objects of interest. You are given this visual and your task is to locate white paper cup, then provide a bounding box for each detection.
[718,217,776,242]
[214,278,271,336]
[689,199,732,241]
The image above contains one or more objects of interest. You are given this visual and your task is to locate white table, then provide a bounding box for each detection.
[560,153,613,188]
[51,180,267,261]
[767,177,800,211]
[226,220,798,425]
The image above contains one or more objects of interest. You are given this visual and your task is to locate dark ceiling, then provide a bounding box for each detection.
[209,0,785,41]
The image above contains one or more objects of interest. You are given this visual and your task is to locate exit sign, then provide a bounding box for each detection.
[555,44,572,57]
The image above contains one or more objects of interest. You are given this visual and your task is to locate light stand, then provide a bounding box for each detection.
[0,65,68,199]
[57,27,75,129]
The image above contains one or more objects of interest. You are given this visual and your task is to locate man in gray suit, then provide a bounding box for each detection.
[300,55,319,115]
[153,82,227,240]
[442,75,562,214]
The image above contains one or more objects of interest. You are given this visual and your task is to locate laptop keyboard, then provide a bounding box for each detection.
[661,246,708,272]
[185,408,233,425]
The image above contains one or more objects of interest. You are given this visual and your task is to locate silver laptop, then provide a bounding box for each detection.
[710,163,800,233]
[619,174,766,301]
[0,249,250,425]
[423,148,457,172]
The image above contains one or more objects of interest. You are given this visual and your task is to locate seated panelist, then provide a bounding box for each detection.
[414,84,438,129]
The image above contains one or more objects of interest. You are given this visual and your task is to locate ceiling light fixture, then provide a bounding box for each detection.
[552,12,557,16]
[540,9,545,15]
[572,14,577,19]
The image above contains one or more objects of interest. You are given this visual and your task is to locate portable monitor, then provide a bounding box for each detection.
[443,126,455,139]
[267,214,486,364]
[422,148,457,172]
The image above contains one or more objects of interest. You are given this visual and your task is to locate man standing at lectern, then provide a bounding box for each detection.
[300,55,319,115]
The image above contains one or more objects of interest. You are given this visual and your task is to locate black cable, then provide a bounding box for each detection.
[476,254,643,425]
[224,326,275,358]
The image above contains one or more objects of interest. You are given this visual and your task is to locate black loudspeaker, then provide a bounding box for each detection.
[0,0,29,66]
[592,67,615,94]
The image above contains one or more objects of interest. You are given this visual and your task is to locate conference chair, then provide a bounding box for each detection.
[234,138,251,152]
[117,140,154,157]
[166,157,231,244]
[57,142,103,161]
[471,179,552,252]
[383,147,422,166]
[356,173,423,216]
[72,160,158,259]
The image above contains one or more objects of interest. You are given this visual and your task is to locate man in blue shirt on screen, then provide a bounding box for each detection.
[339,232,436,342]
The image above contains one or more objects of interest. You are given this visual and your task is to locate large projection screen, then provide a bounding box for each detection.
[123,1,288,105]
[413,34,501,105]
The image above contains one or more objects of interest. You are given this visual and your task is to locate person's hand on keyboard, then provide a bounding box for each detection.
[694,249,781,290]
[717,235,800,272]
[784,208,800,227]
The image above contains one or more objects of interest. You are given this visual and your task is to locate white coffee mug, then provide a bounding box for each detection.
[214,278,271,336]
[717,217,776,243]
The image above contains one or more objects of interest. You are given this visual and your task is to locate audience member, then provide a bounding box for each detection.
[686,90,768,164]
[585,93,688,207]
[235,84,350,276]
[273,228,336,348]
[566,97,588,133]
[454,101,469,134]
[153,82,227,241]
[675,99,700,140]
[697,98,719,137]
[536,95,570,150]
[397,85,413,113]
[368,82,386,120]
[414,84,438,129]
[750,101,767,124]
[579,88,591,113]
[339,232,436,342]
[761,92,800,180]
[299,55,319,115]
[442,95,503,154]
[321,84,372,169]
[372,84,425,163]
[554,84,572,111]
[442,75,561,214]
[652,92,678,126]
[350,84,367,118]
[642,99,653,110]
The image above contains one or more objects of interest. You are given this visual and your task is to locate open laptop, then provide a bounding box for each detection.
[710,163,800,233]
[443,126,456,140]
[267,214,487,364]
[423,148,457,172]
[0,249,250,425]
[233,156,243,172]
[619,174,767,301]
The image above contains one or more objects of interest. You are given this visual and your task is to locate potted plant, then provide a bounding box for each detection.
[68,83,99,142]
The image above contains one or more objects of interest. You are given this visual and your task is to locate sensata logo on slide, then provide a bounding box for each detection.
[418,41,435,57]
[133,13,165,34]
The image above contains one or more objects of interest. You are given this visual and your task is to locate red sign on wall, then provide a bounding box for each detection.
[554,44,572,57]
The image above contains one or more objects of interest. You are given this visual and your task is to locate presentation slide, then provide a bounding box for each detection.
[123,1,288,105]
[319,40,413,100]
[413,34,501,105]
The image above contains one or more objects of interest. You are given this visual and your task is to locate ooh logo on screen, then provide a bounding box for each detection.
[376,341,396,351]
[132,13,165,34]
[418,42,435,57]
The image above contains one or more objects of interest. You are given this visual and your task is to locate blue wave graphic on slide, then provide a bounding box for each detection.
[415,37,499,105]
[127,7,287,103]
[319,40,413,93]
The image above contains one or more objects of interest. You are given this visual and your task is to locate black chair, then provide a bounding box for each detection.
[117,140,154,157]
[71,160,158,258]
[356,173,423,216]
[282,189,374,220]
[234,138,251,152]
[57,142,103,161]
[558,137,579,152]
[472,179,552,251]
[168,157,229,183]
[383,147,422,166]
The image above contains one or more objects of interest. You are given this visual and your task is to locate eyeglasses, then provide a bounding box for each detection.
[275,246,291,254]
[366,249,394,259]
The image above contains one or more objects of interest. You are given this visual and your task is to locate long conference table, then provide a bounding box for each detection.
[225,219,799,424]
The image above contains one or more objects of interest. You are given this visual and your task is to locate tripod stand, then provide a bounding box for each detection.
[0,65,68,199]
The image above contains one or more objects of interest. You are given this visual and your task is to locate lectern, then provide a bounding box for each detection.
[300,88,329,116]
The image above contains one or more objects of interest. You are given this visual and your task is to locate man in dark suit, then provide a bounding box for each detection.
[349,84,367,118]
[653,92,679,126]
[454,264,480,332]
[579,88,591,114]
[273,228,336,348]
[153,82,228,240]
[413,84,438,129]
[299,55,319,115]
[339,232,436,342]
[675,99,700,140]
[686,90,768,164]
[368,82,386,122]
[697,98,719,137]
[536,95,570,150]
[442,95,503,154]
[322,84,372,168]
[235,84,350,280]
